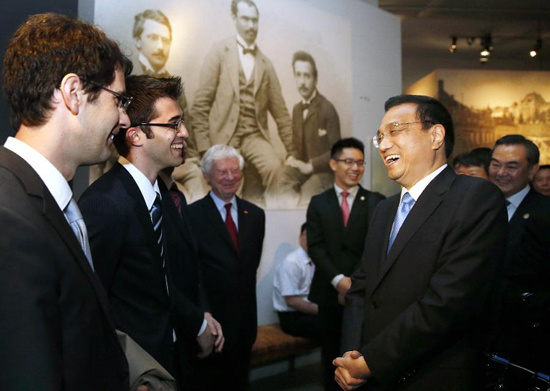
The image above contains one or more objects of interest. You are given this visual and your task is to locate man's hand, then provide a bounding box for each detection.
[196,321,214,359]
[205,312,225,353]
[333,351,370,390]
[336,276,352,296]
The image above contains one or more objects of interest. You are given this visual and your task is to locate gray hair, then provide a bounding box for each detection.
[200,144,245,175]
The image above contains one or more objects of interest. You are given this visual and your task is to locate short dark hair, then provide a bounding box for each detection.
[113,75,182,157]
[292,51,318,80]
[454,147,491,172]
[231,0,259,17]
[331,137,365,159]
[300,223,307,235]
[539,164,550,171]
[492,134,540,166]
[384,95,455,158]
[3,13,132,131]
[133,9,172,41]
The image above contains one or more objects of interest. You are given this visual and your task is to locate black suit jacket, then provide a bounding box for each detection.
[292,92,341,173]
[0,147,128,390]
[306,185,385,308]
[79,163,205,370]
[188,194,265,352]
[344,167,507,390]
[496,189,550,372]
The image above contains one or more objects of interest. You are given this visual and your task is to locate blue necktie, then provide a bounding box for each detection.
[387,192,415,252]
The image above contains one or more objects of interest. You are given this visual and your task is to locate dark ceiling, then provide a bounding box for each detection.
[379,0,550,63]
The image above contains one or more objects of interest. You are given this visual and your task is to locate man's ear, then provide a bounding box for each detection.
[126,127,144,147]
[329,158,337,172]
[431,124,445,151]
[59,73,83,115]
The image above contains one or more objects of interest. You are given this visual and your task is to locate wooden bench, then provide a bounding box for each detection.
[251,323,319,370]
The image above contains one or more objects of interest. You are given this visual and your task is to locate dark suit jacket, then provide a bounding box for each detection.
[0,147,128,390]
[307,185,385,308]
[188,193,265,352]
[344,167,507,390]
[78,163,205,371]
[496,189,550,372]
[292,92,341,173]
[191,37,294,156]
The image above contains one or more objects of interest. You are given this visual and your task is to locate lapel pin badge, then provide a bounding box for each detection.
[360,196,365,201]
[523,213,529,219]
[244,210,249,214]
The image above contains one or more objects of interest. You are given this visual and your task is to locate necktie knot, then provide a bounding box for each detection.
[237,41,256,55]
[302,102,310,110]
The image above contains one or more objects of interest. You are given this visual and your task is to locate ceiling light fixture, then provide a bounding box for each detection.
[530,38,542,58]
[449,36,457,53]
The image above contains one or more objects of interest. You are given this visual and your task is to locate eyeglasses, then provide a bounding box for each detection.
[372,120,434,149]
[133,118,186,132]
[86,80,133,111]
[334,158,366,167]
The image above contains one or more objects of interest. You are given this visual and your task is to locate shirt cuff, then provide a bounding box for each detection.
[331,274,345,288]
[197,318,208,337]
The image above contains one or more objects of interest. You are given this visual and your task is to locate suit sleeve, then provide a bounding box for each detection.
[361,181,507,385]
[190,44,223,154]
[311,101,341,173]
[0,207,63,390]
[265,61,295,156]
[306,197,341,283]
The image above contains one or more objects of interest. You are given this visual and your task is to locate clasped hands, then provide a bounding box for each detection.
[333,350,370,390]
[285,156,313,175]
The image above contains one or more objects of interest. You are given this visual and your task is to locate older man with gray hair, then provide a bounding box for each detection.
[189,144,265,390]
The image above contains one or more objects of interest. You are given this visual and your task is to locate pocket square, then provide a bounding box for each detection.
[318,128,327,137]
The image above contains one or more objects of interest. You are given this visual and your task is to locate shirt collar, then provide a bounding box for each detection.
[296,246,312,264]
[119,157,160,210]
[302,89,317,106]
[4,137,72,210]
[334,183,359,198]
[139,53,167,76]
[402,164,447,202]
[209,191,237,212]
[236,34,256,50]
[507,184,530,208]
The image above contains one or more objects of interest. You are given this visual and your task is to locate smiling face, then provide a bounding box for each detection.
[378,103,446,189]
[233,2,259,45]
[82,68,130,165]
[205,157,243,202]
[489,144,539,198]
[330,147,365,190]
[294,60,316,101]
[142,97,188,173]
[136,19,171,71]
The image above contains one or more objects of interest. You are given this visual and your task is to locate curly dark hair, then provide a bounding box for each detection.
[3,13,132,130]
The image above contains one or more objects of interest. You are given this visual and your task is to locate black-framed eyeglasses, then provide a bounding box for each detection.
[133,118,186,132]
[86,80,133,111]
[334,158,366,167]
[372,120,434,149]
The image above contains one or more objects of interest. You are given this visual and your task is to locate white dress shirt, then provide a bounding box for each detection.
[506,185,530,221]
[209,191,239,230]
[236,34,256,81]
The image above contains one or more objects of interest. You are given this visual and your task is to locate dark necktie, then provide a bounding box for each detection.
[169,183,184,214]
[150,194,164,262]
[387,192,415,252]
[302,102,310,110]
[341,191,350,227]
[225,203,239,252]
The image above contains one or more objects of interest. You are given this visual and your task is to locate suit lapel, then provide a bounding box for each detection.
[346,186,367,229]
[373,167,455,292]
[0,148,117,330]
[225,40,240,98]
[253,50,266,97]
[304,93,319,123]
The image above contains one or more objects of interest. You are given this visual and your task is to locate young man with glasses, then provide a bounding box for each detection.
[79,75,223,388]
[306,137,385,391]
[0,13,132,390]
[334,95,507,390]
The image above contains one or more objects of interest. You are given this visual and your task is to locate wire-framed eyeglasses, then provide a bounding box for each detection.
[372,120,434,149]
